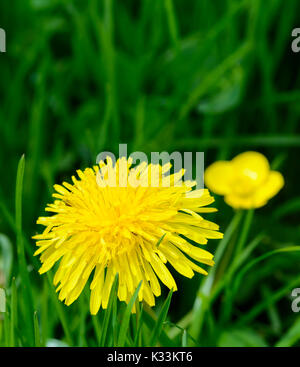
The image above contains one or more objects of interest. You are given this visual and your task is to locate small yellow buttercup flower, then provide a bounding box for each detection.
[33,157,222,314]
[204,151,284,209]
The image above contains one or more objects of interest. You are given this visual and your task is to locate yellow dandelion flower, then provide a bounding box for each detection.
[33,157,223,315]
[204,151,284,209]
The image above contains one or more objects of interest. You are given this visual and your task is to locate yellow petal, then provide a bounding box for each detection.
[204,161,234,195]
[232,151,270,188]
[224,170,284,209]
[251,170,284,208]
[224,193,256,209]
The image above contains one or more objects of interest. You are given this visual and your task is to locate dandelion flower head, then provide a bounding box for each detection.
[33,157,223,314]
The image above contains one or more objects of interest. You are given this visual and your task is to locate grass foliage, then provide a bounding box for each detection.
[0,0,300,347]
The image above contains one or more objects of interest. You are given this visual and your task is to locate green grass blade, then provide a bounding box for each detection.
[9,277,17,347]
[4,299,10,346]
[133,305,144,347]
[46,272,73,346]
[15,155,34,344]
[100,273,119,347]
[181,329,187,347]
[164,0,180,51]
[0,234,13,285]
[179,42,251,120]
[117,281,142,347]
[149,289,173,346]
[234,209,254,256]
[233,246,300,297]
[143,309,175,347]
[34,311,41,347]
[275,318,300,347]
[91,315,101,345]
[189,211,243,338]
[237,276,300,327]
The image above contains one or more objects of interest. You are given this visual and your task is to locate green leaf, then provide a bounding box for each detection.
[117,281,142,347]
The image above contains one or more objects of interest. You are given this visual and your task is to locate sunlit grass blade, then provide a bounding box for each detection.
[117,281,142,347]
[181,329,187,347]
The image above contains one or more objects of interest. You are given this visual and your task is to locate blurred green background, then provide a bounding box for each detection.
[1,0,300,347]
